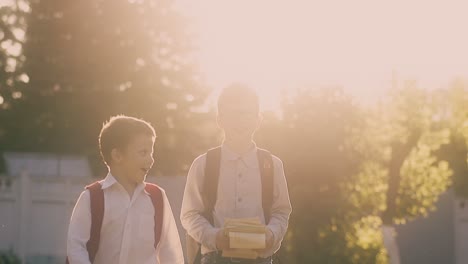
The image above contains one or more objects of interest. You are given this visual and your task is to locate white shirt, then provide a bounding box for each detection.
[180,144,292,258]
[67,173,184,264]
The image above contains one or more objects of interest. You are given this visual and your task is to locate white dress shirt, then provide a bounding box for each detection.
[181,144,292,258]
[67,173,184,264]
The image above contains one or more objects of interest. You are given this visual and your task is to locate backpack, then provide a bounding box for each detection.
[186,146,274,264]
[66,181,164,263]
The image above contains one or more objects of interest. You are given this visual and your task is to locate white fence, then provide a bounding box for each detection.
[455,198,468,264]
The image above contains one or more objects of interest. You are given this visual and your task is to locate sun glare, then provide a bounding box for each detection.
[175,0,468,109]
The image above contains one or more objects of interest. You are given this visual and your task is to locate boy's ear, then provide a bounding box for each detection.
[111,148,123,163]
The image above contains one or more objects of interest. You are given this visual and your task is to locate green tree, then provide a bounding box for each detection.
[257,87,366,263]
[0,0,29,105]
[437,80,468,198]
[0,249,21,264]
[0,0,30,160]
[256,84,453,263]
[1,0,208,174]
[343,83,452,263]
[350,83,452,224]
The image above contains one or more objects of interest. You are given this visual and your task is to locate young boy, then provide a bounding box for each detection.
[181,84,292,264]
[67,115,184,264]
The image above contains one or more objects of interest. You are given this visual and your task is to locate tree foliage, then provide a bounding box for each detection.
[257,84,455,263]
[0,0,208,174]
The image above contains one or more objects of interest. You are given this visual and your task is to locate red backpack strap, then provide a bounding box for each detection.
[85,181,105,263]
[145,183,164,250]
[66,180,104,264]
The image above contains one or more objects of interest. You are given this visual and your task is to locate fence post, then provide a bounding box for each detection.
[17,170,31,263]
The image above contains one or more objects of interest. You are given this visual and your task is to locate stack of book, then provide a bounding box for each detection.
[222,218,266,259]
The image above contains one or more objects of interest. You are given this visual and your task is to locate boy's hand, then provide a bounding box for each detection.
[216,229,230,250]
[256,228,275,255]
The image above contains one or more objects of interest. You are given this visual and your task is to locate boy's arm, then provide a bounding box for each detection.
[180,155,221,251]
[156,189,185,264]
[265,157,292,254]
[67,190,92,264]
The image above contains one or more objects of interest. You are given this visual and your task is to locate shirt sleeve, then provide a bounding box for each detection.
[67,190,92,264]
[180,154,221,251]
[266,156,292,254]
[156,189,185,264]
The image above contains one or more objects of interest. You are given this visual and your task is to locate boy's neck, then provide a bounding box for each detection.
[109,168,138,197]
[223,138,255,155]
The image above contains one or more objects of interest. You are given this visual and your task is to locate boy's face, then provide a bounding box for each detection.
[217,102,261,142]
[116,134,155,184]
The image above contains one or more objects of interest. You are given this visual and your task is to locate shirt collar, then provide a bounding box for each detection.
[221,142,259,168]
[101,172,146,194]
[101,172,118,189]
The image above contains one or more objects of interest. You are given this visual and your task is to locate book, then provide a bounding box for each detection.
[229,232,266,249]
[221,217,267,259]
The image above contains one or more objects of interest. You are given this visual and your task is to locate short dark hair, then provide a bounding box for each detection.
[217,83,260,115]
[99,115,156,165]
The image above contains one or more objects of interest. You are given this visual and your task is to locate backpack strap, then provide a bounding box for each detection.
[186,147,222,264]
[257,148,274,224]
[202,146,222,225]
[66,181,104,264]
[144,183,164,249]
[85,181,105,263]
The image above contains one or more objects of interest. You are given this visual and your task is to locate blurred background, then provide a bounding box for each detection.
[1,0,468,263]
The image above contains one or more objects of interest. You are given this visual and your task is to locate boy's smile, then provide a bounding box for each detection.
[118,134,155,184]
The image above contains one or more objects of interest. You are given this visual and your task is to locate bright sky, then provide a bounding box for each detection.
[3,0,466,109]
[175,0,468,110]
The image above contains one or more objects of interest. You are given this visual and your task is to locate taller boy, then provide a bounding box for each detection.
[181,84,292,264]
[67,115,184,264]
